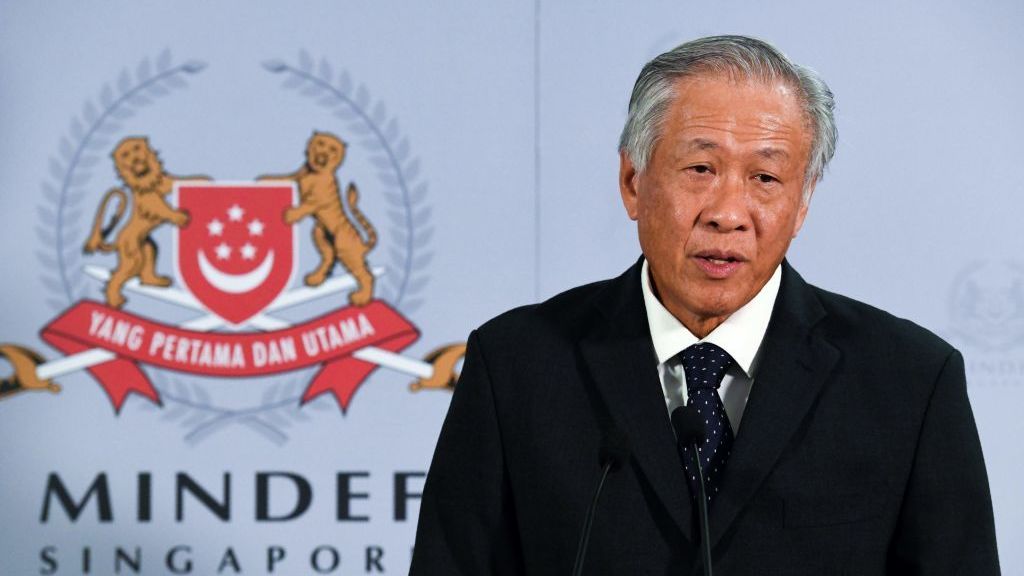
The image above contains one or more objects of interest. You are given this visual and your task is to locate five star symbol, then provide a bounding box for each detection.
[205,205,266,262]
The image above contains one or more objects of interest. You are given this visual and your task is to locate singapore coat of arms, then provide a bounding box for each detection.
[0,130,465,418]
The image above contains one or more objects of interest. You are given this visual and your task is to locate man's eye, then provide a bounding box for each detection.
[755,174,777,184]
[690,165,711,174]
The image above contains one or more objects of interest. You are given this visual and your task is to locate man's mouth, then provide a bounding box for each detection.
[695,250,744,263]
[692,251,746,278]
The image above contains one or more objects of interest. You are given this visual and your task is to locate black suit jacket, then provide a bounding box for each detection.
[410,260,999,575]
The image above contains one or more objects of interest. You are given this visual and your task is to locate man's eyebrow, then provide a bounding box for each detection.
[687,138,719,151]
[755,146,790,160]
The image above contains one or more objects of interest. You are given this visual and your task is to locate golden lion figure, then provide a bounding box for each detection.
[84,137,201,308]
[260,131,378,306]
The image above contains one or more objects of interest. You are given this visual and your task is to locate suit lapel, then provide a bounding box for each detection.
[579,260,696,543]
[708,261,840,547]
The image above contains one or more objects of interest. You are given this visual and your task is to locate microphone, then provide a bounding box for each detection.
[671,406,705,448]
[671,406,713,576]
[570,427,631,576]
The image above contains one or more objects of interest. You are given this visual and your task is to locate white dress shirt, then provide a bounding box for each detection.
[640,258,781,433]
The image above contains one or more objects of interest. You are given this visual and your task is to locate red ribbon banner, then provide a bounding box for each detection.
[41,300,420,413]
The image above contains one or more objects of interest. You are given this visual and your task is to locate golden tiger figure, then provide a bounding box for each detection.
[83,137,199,308]
[260,131,377,306]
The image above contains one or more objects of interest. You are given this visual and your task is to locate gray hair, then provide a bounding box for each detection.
[618,35,837,197]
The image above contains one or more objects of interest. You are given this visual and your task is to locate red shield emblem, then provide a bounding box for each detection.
[174,182,297,325]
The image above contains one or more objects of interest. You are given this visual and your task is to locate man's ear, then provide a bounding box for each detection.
[619,151,639,221]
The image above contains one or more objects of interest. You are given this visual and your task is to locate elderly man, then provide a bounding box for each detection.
[410,36,999,575]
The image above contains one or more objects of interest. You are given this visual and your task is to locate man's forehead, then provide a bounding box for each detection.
[663,75,812,153]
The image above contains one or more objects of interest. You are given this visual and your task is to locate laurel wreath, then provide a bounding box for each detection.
[262,51,433,313]
[38,49,207,309]
[39,52,430,443]
[141,372,329,446]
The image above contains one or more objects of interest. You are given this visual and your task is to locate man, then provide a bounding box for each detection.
[410,36,999,575]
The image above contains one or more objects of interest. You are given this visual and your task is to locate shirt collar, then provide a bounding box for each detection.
[640,258,781,378]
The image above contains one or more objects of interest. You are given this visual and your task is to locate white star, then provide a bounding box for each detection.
[207,219,224,236]
[214,242,232,260]
[227,204,245,222]
[247,218,265,236]
[240,243,257,260]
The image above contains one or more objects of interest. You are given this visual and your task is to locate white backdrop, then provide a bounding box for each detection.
[1,1,1020,574]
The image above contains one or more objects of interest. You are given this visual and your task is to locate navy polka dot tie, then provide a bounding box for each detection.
[678,342,735,507]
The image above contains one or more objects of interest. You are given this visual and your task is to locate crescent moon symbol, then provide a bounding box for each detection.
[197,249,275,294]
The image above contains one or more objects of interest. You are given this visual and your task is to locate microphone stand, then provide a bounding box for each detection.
[570,429,630,576]
[688,441,713,576]
[571,459,614,576]
[671,406,713,576]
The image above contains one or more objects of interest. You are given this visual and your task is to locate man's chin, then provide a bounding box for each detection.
[677,289,751,323]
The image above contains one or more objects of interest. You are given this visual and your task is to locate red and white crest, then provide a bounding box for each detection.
[174,182,297,325]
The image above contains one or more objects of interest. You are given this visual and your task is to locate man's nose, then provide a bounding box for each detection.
[700,174,750,232]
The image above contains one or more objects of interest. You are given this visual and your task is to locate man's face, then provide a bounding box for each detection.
[619,74,814,336]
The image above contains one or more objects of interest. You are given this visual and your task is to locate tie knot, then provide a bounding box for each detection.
[678,342,734,393]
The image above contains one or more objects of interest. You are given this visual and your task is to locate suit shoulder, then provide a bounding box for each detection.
[810,284,956,361]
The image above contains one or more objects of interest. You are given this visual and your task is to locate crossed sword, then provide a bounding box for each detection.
[0,266,464,399]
